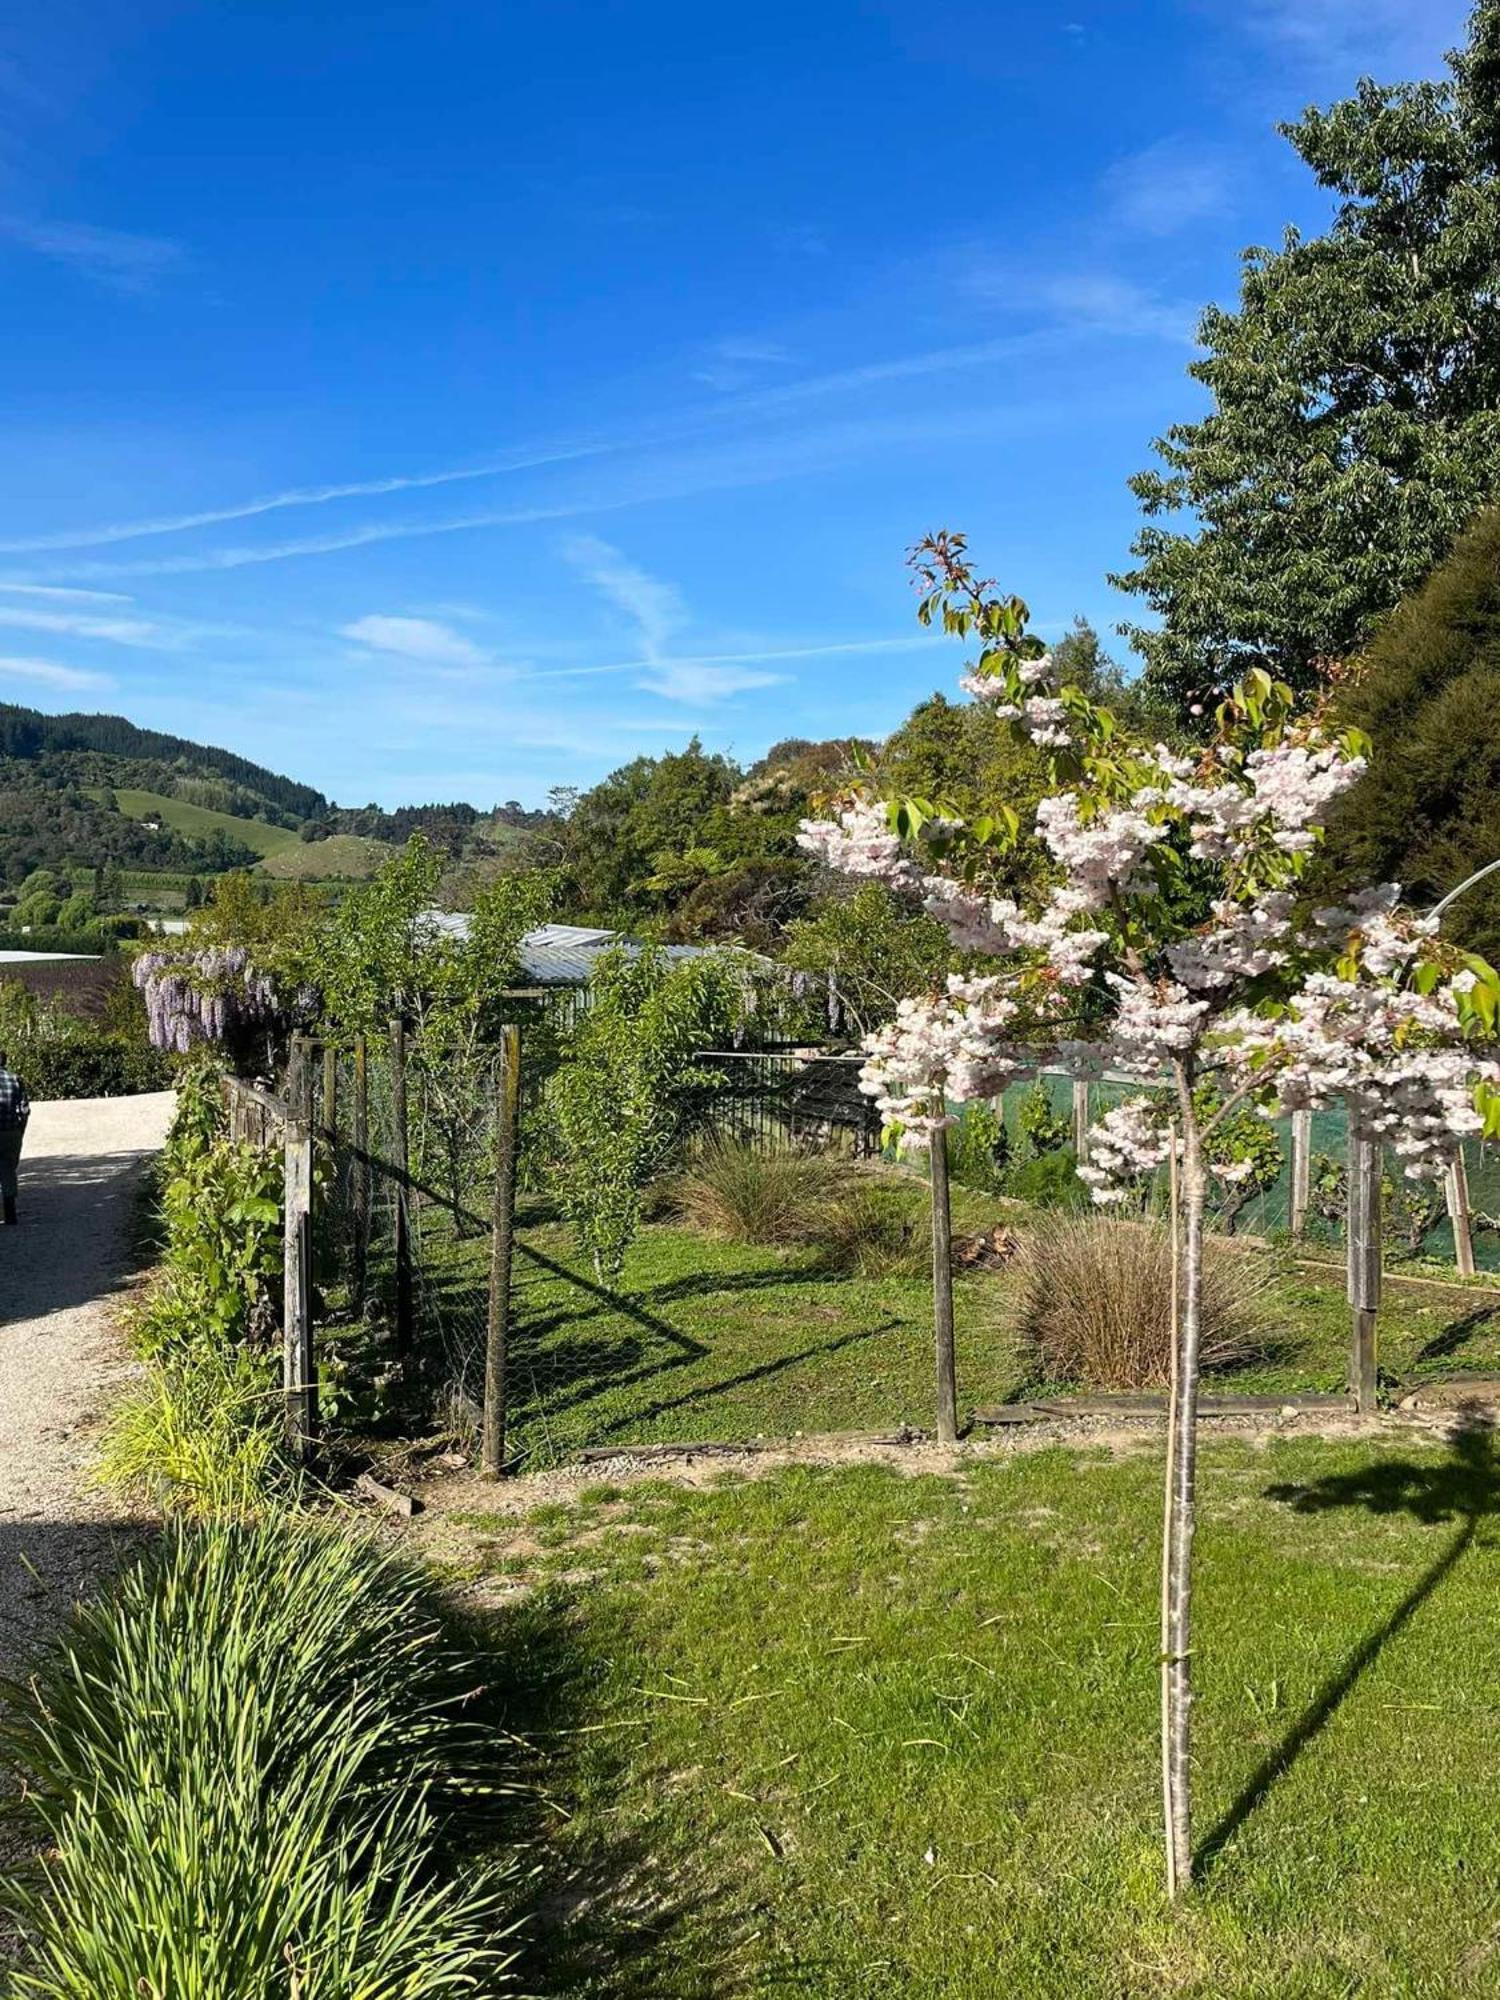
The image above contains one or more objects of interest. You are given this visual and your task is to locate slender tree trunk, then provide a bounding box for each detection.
[1162,1080,1206,1898]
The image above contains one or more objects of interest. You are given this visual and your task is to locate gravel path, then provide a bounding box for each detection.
[0,1091,174,1675]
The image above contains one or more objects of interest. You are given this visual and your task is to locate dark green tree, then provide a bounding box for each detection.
[1115,2,1500,713]
[1319,504,1500,961]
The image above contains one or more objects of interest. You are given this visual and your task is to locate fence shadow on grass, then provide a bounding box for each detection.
[1197,1421,1500,1878]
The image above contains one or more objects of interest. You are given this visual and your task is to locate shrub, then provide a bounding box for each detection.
[0,976,171,1097]
[0,1517,523,1997]
[814,1178,931,1278]
[666,1140,848,1245]
[1003,1146,1087,1210]
[947,1101,1009,1194]
[1015,1214,1267,1390]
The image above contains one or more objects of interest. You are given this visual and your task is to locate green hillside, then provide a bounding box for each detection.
[259,834,394,880]
[88,788,302,859]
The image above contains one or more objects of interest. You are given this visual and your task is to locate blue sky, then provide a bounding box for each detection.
[0,0,1470,808]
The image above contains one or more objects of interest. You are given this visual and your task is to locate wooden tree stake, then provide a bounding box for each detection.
[1346,1127,1382,1413]
[1072,1079,1091,1162]
[929,1119,958,1444]
[1289,1107,1311,1238]
[1448,1149,1476,1278]
[482,1025,522,1480]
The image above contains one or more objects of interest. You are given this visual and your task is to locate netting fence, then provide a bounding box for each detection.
[230,1010,1499,1472]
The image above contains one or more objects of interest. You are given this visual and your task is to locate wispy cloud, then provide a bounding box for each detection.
[0,653,113,691]
[0,603,168,647]
[0,581,135,603]
[1102,137,1235,235]
[341,613,494,672]
[693,336,796,391]
[0,441,618,555]
[0,217,184,292]
[562,534,787,704]
[562,534,688,663]
[2,333,1057,576]
[1033,274,1198,345]
[1226,0,1464,77]
[634,660,786,702]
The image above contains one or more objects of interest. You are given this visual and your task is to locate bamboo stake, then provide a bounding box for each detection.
[482,1026,521,1480]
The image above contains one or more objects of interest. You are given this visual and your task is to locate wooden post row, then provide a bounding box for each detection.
[482,1024,522,1480]
[283,1042,317,1454]
[1346,1129,1381,1414]
[351,1037,370,1313]
[391,1018,413,1355]
[929,1120,959,1444]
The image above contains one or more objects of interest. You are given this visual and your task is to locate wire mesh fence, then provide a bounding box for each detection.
[283,1015,1500,1472]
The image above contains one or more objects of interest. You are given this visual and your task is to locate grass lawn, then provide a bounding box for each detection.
[461,1431,1500,1997]
[397,1199,1500,1470]
[88,785,302,857]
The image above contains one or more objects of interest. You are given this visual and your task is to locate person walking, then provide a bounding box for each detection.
[0,1049,30,1226]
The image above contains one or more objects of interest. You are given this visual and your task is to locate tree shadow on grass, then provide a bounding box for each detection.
[1196,1419,1500,1878]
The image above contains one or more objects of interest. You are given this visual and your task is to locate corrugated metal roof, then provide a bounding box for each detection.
[421,912,754,987]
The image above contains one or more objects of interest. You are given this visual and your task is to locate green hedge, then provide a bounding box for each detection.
[8,1027,171,1099]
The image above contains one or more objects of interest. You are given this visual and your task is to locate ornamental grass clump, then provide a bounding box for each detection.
[0,1517,525,1998]
[1016,1215,1268,1391]
[667,1139,849,1246]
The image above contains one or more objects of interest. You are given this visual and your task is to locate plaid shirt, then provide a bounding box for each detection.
[0,1068,29,1132]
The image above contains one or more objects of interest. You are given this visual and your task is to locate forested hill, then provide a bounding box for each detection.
[0,703,329,820]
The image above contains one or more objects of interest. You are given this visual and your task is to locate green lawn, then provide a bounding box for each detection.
[90,786,302,857]
[462,1432,1500,1997]
[394,1203,1500,1470]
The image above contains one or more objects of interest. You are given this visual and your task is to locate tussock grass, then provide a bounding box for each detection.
[0,1517,525,1997]
[1016,1212,1269,1389]
[665,1140,847,1246]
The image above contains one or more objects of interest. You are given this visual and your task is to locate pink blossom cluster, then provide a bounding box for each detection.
[1034,794,1165,907]
[920,879,1107,986]
[797,801,919,886]
[1166,894,1294,992]
[1224,972,1499,1179]
[857,974,1026,1148]
[1103,974,1210,1076]
[132,947,281,1053]
[1077,1095,1176,1204]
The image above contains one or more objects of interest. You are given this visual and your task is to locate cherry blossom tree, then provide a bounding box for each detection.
[800,532,1500,1895]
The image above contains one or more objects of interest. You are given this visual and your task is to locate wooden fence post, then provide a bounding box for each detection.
[351,1036,369,1313]
[1447,1149,1477,1278]
[283,1043,317,1454]
[483,1025,522,1479]
[1072,1079,1091,1162]
[391,1018,413,1355]
[1289,1107,1311,1238]
[929,1119,959,1444]
[1347,1127,1381,1413]
[321,1042,337,1140]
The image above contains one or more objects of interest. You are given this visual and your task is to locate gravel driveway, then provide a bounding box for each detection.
[0,1091,174,1674]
